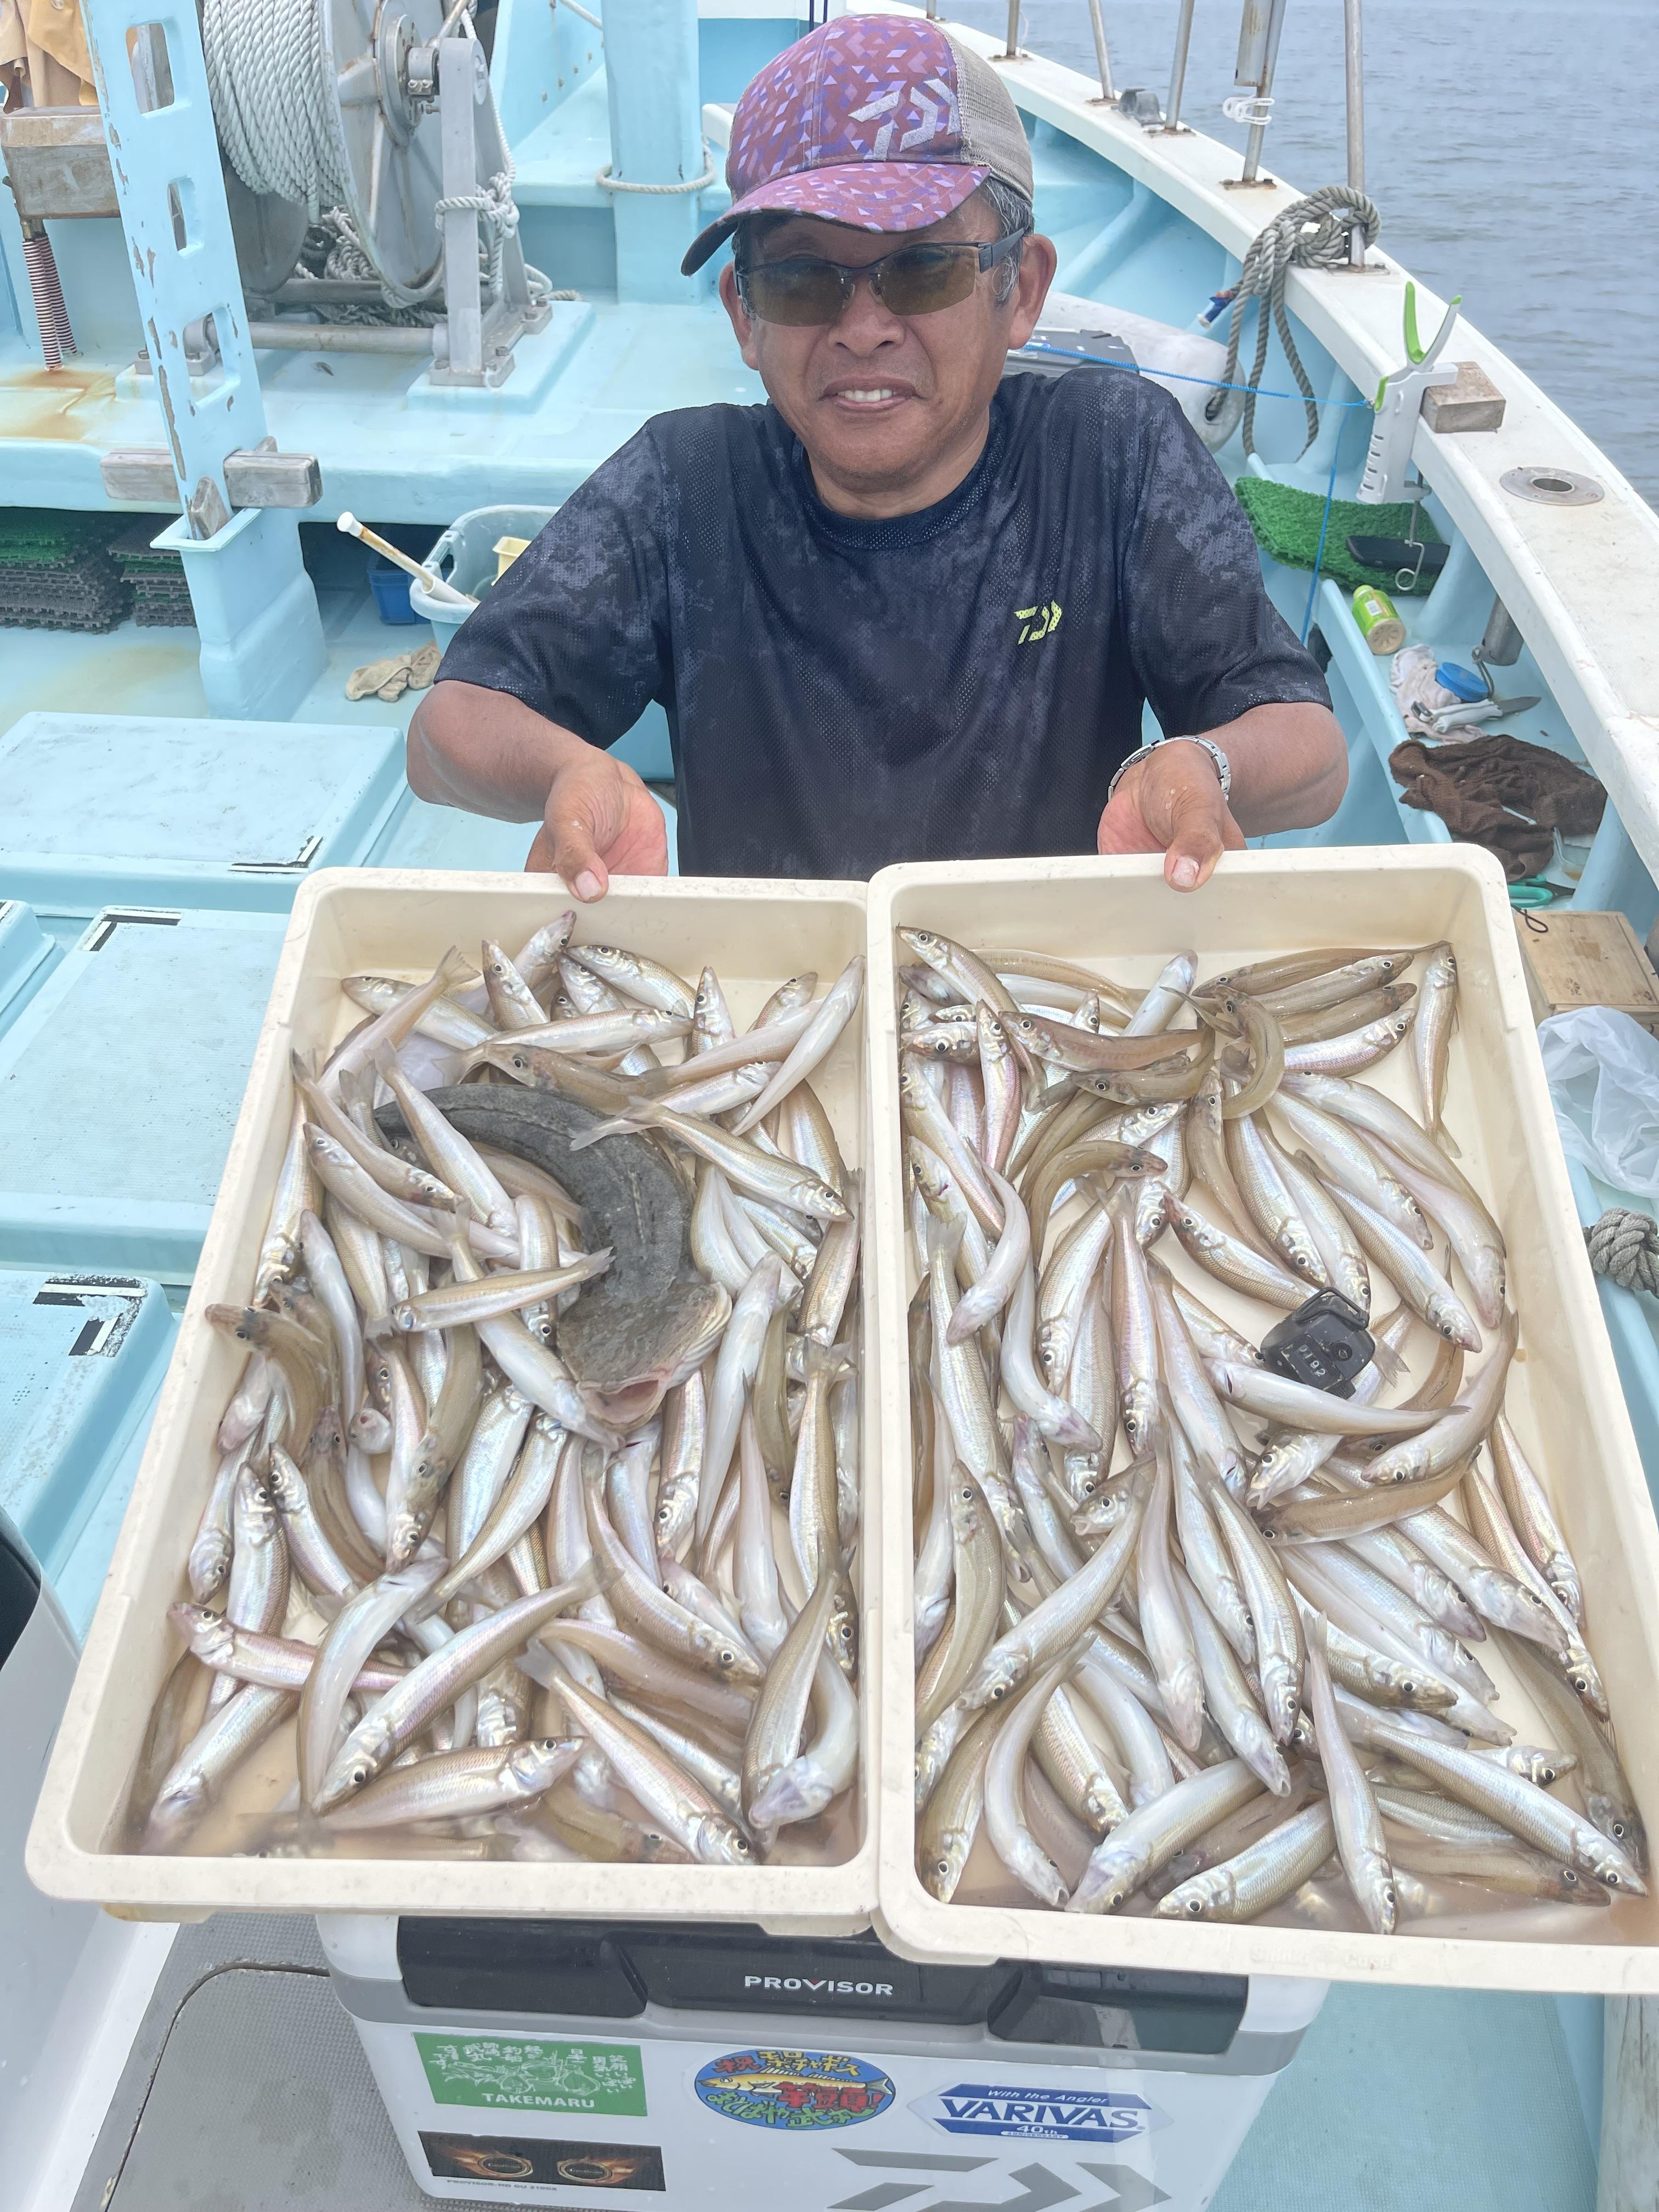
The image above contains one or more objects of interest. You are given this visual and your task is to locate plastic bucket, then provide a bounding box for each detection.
[408,504,557,654]
[366,551,421,626]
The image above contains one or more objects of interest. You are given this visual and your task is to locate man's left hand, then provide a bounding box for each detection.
[1096,740,1246,891]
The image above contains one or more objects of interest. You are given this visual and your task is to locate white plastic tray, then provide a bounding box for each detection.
[27,870,878,1926]
[867,848,1659,1994]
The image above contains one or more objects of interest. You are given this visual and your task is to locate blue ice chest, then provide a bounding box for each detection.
[0,899,55,1032]
[0,712,409,916]
[0,1271,175,1638]
[0,906,289,1282]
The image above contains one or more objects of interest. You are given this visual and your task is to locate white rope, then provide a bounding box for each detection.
[596,139,716,194]
[202,0,348,222]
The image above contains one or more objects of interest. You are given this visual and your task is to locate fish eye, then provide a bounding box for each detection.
[1573,1675,1589,1694]
[1401,1680,1418,1696]
[1186,1899,1203,1917]
[719,1649,737,1667]
[1562,1868,1579,1886]
[990,1684,1007,1701]
[1612,1819,1629,1839]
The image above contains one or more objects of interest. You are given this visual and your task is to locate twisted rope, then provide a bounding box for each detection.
[1585,1207,1659,1297]
[203,0,347,221]
[1210,183,1380,456]
[596,140,716,194]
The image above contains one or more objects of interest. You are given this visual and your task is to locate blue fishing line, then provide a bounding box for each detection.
[1018,338,1374,409]
[1300,437,1344,644]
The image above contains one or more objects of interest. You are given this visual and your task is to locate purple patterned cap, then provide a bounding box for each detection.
[682,15,1034,275]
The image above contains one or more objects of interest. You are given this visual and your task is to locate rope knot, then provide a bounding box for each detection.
[1585,1206,1659,1298]
[1211,183,1381,456]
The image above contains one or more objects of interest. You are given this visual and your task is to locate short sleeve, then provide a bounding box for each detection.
[434,425,673,750]
[1118,388,1332,738]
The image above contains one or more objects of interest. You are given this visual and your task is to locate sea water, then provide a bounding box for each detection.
[951,0,1658,506]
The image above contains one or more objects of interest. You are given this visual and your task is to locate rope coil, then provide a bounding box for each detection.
[1585,1207,1659,1298]
[1210,183,1381,456]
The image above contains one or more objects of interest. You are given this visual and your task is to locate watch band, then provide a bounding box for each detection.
[1107,734,1233,806]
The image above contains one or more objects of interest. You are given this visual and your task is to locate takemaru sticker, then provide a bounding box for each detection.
[693,2049,895,2131]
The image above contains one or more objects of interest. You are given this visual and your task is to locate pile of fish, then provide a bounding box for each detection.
[900,927,1647,1931]
[127,913,865,1867]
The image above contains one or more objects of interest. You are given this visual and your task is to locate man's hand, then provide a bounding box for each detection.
[524,747,668,897]
[407,681,669,901]
[1097,741,1245,891]
[1096,705,1348,891]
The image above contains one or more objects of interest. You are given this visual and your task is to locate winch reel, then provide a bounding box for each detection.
[204,0,549,383]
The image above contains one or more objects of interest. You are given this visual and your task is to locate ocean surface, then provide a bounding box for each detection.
[948,0,1659,506]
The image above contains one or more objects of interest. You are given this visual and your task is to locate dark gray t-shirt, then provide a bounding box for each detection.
[437,368,1330,878]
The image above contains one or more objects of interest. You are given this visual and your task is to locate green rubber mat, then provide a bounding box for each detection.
[0,506,115,565]
[1234,477,1443,594]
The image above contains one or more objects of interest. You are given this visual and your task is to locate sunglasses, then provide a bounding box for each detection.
[738,233,1026,327]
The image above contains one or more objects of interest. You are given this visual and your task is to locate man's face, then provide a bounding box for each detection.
[718,196,1055,514]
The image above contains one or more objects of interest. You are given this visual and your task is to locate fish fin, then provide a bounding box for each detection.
[290,1047,324,1089]
[1432,1124,1463,1160]
[435,945,475,991]
[1369,1341,1407,1386]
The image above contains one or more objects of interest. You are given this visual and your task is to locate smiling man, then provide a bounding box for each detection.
[407,14,1346,891]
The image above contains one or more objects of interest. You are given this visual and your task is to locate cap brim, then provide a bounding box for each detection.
[681,160,988,275]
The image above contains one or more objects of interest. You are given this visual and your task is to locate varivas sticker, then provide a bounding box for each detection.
[694,2049,895,2131]
[915,2083,1154,2143]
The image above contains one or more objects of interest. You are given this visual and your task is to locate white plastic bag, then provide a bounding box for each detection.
[1537,1006,1659,1198]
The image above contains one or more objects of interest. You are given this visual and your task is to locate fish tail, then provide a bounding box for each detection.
[436,944,475,991]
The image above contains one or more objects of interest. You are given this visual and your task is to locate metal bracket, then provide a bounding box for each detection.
[101,438,323,510]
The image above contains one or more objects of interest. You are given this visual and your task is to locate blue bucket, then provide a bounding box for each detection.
[367,549,423,625]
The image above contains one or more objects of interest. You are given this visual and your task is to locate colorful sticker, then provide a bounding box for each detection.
[415,2033,647,2116]
[421,2131,664,2189]
[694,2049,895,2131]
[915,2083,1155,2143]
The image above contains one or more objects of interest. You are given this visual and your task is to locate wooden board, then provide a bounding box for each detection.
[1516,907,1659,1032]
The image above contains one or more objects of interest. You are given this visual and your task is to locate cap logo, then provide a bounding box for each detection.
[850,77,962,160]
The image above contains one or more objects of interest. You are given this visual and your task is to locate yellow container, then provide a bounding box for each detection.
[1352,583,1406,654]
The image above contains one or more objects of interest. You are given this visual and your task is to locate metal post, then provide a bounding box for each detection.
[439,35,485,379]
[1164,0,1195,129]
[1085,0,1115,102]
[602,0,704,300]
[1343,0,1366,264]
[1002,0,1020,58]
[1240,0,1288,183]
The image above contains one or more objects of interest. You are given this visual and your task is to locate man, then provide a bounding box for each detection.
[408,14,1346,894]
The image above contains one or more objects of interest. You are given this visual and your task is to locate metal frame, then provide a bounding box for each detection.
[80,0,325,716]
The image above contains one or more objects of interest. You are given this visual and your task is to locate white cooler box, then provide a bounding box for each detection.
[318,1918,1324,2210]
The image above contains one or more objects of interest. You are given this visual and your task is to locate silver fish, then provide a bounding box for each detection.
[1068,1758,1260,1915]
[1305,1620,1396,1933]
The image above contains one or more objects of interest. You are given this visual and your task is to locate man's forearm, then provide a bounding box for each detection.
[407,680,599,822]
[1205,701,1348,836]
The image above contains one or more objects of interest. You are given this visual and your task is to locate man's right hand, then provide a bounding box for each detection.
[407,681,669,901]
[524,746,668,898]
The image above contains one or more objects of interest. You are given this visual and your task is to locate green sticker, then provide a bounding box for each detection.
[416,2033,648,2117]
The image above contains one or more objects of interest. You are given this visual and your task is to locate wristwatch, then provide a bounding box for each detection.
[1107,733,1233,805]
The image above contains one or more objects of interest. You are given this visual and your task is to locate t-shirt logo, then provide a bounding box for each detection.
[1016,600,1063,645]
